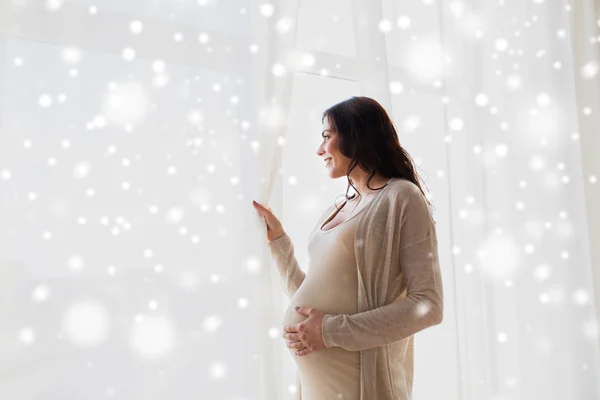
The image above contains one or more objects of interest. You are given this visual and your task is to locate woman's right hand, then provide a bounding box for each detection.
[252,200,286,242]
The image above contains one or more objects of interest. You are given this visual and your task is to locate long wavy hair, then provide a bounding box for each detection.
[322,96,434,214]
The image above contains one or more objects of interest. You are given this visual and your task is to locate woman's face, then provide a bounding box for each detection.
[316,116,349,178]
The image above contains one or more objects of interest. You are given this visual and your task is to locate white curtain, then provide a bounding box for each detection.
[436,0,600,398]
[0,1,599,399]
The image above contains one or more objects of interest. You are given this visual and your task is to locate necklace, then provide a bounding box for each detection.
[347,178,392,216]
[349,196,362,215]
[346,193,365,216]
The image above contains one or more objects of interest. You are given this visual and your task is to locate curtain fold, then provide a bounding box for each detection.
[569,0,600,348]
[437,0,600,398]
[247,1,302,398]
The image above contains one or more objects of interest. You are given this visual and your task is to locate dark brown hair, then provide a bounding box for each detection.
[322,96,433,214]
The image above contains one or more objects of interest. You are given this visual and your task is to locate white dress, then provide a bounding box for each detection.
[281,203,365,400]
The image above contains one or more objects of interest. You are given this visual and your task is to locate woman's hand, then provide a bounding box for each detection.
[282,306,327,356]
[252,200,285,242]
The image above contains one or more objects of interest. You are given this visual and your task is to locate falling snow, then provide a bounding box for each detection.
[0,1,597,399]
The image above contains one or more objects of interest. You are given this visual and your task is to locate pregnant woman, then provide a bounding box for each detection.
[252,96,444,400]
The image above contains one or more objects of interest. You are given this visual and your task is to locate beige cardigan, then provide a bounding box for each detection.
[268,177,444,400]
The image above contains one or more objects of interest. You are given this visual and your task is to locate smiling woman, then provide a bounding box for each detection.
[269,96,442,400]
[316,96,432,213]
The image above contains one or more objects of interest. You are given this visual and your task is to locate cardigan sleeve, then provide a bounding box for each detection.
[268,232,307,300]
[321,187,444,351]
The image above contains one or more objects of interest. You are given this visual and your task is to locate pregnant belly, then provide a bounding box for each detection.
[281,299,360,399]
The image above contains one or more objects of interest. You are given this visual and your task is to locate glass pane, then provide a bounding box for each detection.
[382,0,444,86]
[296,0,357,58]
[1,38,247,279]
[53,0,250,36]
[286,72,359,207]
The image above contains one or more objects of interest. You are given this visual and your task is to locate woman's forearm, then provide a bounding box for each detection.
[268,232,306,299]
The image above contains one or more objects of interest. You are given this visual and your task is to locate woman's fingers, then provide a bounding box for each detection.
[252,201,284,241]
[252,201,264,214]
[252,201,273,216]
[287,340,305,350]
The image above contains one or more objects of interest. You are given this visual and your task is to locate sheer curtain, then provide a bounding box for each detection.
[436,0,600,398]
[0,1,599,400]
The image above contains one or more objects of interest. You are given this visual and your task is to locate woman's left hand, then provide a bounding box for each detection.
[282,306,327,356]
